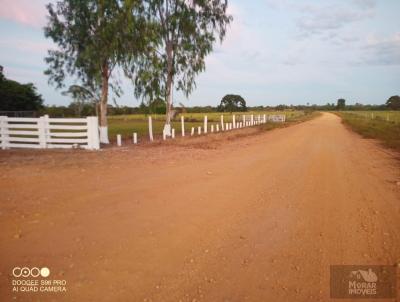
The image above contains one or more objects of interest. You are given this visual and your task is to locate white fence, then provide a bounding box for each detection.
[268,115,286,122]
[0,115,100,150]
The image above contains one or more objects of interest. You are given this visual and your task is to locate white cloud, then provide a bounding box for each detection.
[360,33,400,65]
[295,2,375,38]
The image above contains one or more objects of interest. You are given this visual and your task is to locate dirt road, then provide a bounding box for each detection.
[1,113,399,301]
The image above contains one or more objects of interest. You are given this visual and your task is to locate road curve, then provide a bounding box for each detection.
[1,112,399,301]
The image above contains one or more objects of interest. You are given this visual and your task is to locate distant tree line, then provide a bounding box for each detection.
[2,67,399,117]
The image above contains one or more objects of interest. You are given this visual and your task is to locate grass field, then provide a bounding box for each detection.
[108,110,307,141]
[337,111,400,151]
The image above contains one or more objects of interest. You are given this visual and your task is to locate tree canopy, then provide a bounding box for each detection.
[0,66,44,111]
[336,98,346,110]
[44,0,147,143]
[129,0,232,134]
[386,95,400,110]
[218,94,247,112]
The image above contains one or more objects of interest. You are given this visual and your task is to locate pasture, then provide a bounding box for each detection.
[108,110,306,141]
[338,111,400,151]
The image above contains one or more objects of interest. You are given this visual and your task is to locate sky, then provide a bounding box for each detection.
[0,0,399,107]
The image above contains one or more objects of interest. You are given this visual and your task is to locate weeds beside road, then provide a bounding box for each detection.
[337,111,400,151]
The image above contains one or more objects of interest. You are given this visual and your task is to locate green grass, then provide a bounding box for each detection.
[340,111,400,123]
[337,111,400,151]
[108,110,307,141]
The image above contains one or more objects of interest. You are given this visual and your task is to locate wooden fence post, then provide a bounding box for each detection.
[0,116,8,150]
[38,116,46,148]
[181,115,185,137]
[86,117,95,150]
[148,116,153,142]
[43,115,50,148]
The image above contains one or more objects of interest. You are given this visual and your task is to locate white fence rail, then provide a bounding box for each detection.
[0,115,100,150]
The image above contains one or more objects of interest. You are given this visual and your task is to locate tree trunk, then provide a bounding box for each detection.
[99,62,110,144]
[166,72,173,125]
[163,41,173,136]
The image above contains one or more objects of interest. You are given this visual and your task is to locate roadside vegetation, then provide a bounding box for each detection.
[337,111,400,151]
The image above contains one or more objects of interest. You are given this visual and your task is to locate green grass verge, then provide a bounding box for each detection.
[337,112,400,151]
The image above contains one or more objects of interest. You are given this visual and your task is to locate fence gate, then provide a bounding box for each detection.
[0,115,100,150]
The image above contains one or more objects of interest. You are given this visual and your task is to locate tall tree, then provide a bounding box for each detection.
[336,98,346,110]
[44,0,146,143]
[386,95,400,110]
[130,0,232,136]
[218,94,247,112]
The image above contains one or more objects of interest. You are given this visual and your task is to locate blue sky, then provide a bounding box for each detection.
[0,0,399,107]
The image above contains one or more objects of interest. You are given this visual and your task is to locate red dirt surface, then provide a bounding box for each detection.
[0,113,399,301]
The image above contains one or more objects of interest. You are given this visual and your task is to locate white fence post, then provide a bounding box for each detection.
[0,116,8,150]
[204,115,208,134]
[198,126,201,135]
[148,116,153,142]
[191,127,194,136]
[251,115,254,126]
[117,134,122,146]
[211,124,214,133]
[216,124,219,132]
[87,116,100,150]
[133,132,137,144]
[233,115,236,129]
[38,116,46,148]
[93,117,100,150]
[172,128,175,139]
[220,115,224,131]
[181,116,185,137]
[43,114,50,148]
[263,114,266,123]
